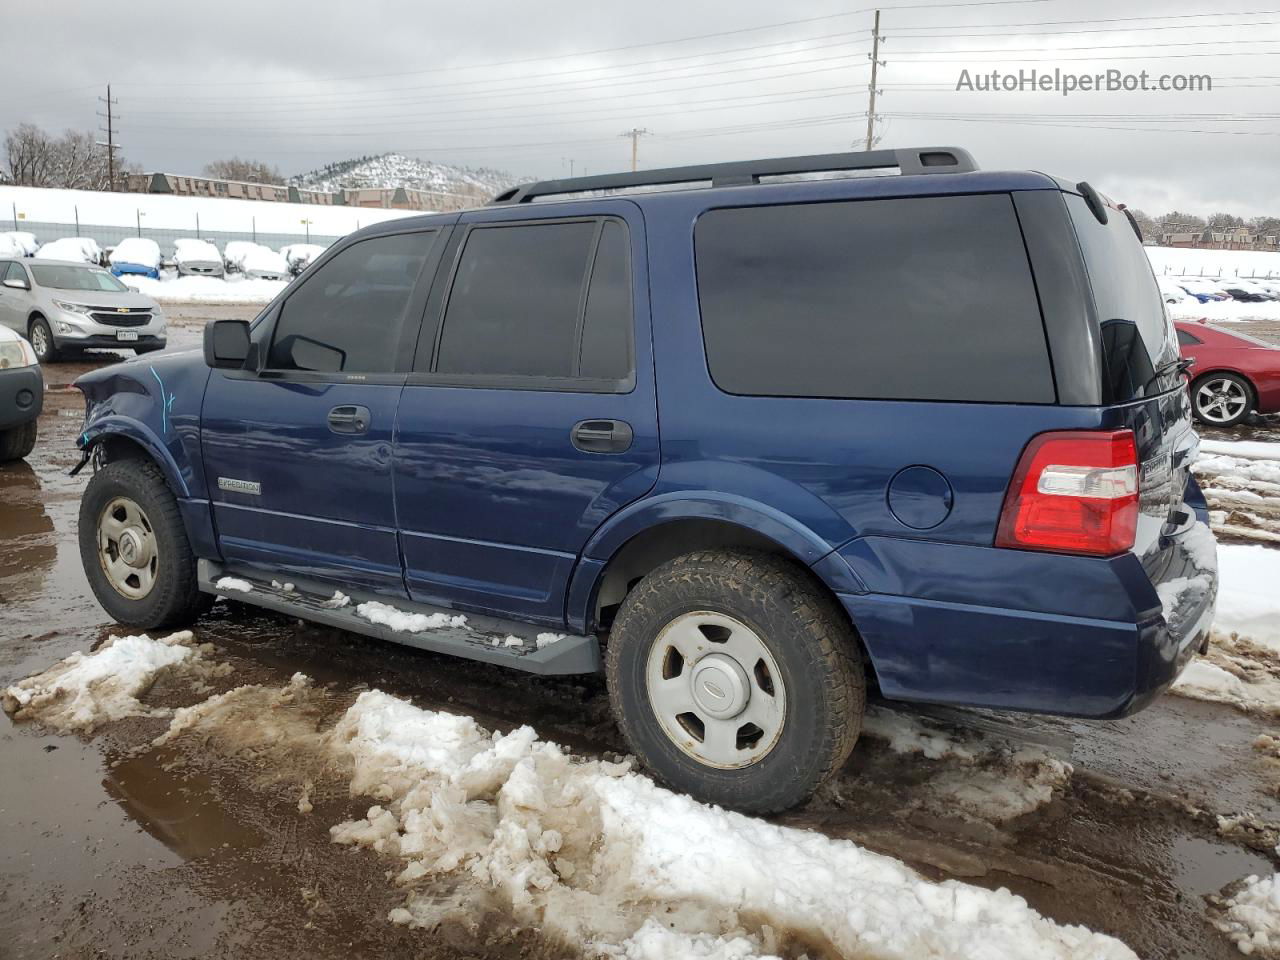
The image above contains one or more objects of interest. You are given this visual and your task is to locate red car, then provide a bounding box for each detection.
[1176,320,1280,427]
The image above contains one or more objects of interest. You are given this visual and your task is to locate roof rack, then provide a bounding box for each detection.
[490,147,977,205]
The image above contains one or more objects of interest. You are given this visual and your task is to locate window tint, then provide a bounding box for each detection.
[267,231,435,373]
[579,221,632,380]
[695,194,1053,402]
[1066,194,1177,400]
[1176,329,1201,346]
[435,221,597,378]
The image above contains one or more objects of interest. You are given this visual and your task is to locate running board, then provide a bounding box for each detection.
[196,560,601,676]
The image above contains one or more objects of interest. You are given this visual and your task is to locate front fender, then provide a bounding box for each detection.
[80,414,189,498]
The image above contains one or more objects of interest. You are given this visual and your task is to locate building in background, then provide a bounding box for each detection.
[124,172,488,212]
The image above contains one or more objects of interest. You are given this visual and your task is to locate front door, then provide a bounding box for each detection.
[394,203,659,625]
[200,227,445,594]
[0,262,31,333]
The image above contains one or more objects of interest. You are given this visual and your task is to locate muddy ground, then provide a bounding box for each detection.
[4,304,1280,960]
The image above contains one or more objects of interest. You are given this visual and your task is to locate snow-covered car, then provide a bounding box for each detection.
[240,246,289,281]
[222,240,262,274]
[1229,278,1280,301]
[108,238,162,280]
[1156,276,1189,304]
[35,237,102,264]
[173,239,225,277]
[279,243,327,277]
[1177,277,1232,303]
[1,231,39,257]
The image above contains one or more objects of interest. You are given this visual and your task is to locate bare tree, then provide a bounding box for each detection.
[203,157,282,183]
[4,123,57,186]
[4,123,130,189]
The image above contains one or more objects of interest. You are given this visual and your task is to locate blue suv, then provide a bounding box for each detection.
[73,148,1218,813]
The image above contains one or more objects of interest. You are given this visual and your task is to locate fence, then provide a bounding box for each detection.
[1155,265,1280,279]
[9,218,348,256]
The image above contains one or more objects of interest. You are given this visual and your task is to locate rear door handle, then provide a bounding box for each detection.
[571,419,633,454]
[328,404,371,435]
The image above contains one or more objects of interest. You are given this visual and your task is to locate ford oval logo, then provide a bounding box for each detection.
[702,680,727,700]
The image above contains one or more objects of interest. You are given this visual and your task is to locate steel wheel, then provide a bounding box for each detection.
[97,496,160,600]
[1195,376,1249,425]
[645,611,787,769]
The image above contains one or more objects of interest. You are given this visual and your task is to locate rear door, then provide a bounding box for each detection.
[200,227,444,593]
[393,202,658,625]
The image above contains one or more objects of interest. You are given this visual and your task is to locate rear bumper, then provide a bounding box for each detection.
[0,365,43,430]
[834,521,1218,720]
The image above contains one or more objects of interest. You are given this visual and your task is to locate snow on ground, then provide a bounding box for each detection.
[1215,545,1280,653]
[355,600,467,633]
[1195,440,1280,546]
[0,631,226,732]
[1146,245,1280,281]
[1169,300,1280,324]
[121,273,286,304]
[1213,848,1280,956]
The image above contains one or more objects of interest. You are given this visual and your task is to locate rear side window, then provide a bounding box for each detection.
[430,218,633,385]
[1176,329,1201,346]
[1066,195,1177,401]
[695,194,1054,403]
[268,231,435,373]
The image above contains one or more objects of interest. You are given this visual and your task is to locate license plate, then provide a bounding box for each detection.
[115,330,139,342]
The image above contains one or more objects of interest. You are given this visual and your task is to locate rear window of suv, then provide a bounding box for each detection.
[694,194,1054,403]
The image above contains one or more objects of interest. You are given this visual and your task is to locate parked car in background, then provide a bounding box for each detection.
[1220,281,1275,303]
[1249,277,1280,298]
[240,245,288,280]
[72,148,1216,814]
[108,238,162,280]
[1229,278,1280,301]
[35,237,103,265]
[1177,320,1280,427]
[0,258,165,363]
[173,238,225,277]
[0,235,29,260]
[1176,278,1232,303]
[1156,276,1189,304]
[279,243,327,277]
[222,240,261,274]
[0,325,41,462]
[1,231,39,257]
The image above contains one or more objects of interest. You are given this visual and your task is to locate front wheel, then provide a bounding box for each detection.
[28,316,58,364]
[78,457,210,629]
[606,549,865,814]
[1192,372,1254,428]
[0,420,37,462]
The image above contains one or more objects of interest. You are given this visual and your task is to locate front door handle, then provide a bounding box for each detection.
[328,404,370,435]
[571,419,633,454]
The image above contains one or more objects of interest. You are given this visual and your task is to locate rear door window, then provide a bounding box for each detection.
[694,194,1054,403]
[1066,195,1177,401]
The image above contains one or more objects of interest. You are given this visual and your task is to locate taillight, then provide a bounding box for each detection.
[996,430,1139,557]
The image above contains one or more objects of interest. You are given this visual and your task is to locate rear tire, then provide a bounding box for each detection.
[28,316,58,364]
[1191,372,1254,428]
[79,457,211,629]
[606,549,865,814]
[0,420,37,462]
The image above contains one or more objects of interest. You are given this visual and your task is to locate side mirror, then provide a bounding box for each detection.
[2,277,29,290]
[203,319,251,369]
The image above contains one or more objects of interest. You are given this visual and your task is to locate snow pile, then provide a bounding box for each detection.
[1172,661,1250,706]
[324,690,1132,958]
[1194,442,1280,545]
[35,236,100,262]
[1169,300,1280,324]
[1215,545,1280,652]
[1,230,38,255]
[355,600,467,633]
[1,631,223,732]
[108,237,161,270]
[215,576,252,593]
[1213,849,1280,956]
[320,589,350,609]
[120,273,286,304]
[536,633,564,650]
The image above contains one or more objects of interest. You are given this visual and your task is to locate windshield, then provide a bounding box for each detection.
[31,264,129,292]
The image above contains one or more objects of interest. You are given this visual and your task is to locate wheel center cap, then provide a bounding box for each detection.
[690,653,750,719]
[119,529,146,567]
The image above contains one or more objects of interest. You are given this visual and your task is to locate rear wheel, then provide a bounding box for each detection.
[79,457,210,629]
[1191,372,1254,427]
[28,316,58,364]
[606,549,865,814]
[0,420,37,462]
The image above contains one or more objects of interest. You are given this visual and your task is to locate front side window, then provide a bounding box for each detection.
[267,231,436,373]
[429,218,633,385]
[695,194,1054,403]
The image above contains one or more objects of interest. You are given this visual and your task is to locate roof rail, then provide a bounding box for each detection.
[490,147,977,205]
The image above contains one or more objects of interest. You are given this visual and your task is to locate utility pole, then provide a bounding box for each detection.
[97,84,121,190]
[865,11,885,151]
[620,128,650,172]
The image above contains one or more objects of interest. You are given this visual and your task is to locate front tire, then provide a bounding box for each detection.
[0,420,37,462]
[1191,372,1254,428]
[606,549,865,814]
[28,316,58,364]
[78,457,210,629]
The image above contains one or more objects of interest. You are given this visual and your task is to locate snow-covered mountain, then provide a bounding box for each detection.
[289,154,520,202]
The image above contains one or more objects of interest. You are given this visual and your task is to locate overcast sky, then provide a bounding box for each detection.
[8,0,1279,216]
